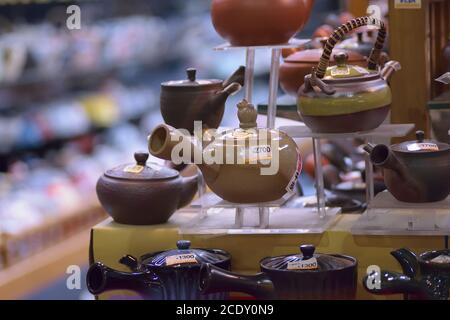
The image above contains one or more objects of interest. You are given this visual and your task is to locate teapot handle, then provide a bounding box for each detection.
[316,16,387,79]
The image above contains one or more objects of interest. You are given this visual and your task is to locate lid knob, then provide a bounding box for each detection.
[134,152,149,166]
[334,52,349,67]
[237,99,257,129]
[300,244,315,260]
[186,68,196,82]
[416,130,425,142]
[176,240,191,250]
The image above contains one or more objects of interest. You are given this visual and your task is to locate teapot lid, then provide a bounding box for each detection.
[391,131,450,153]
[323,52,376,80]
[285,48,365,64]
[140,240,231,268]
[104,152,179,181]
[260,244,356,272]
[161,68,222,89]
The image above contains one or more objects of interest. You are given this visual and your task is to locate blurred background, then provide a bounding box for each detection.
[0,0,407,300]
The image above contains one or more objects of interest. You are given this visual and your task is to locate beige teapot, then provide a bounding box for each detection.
[148,100,302,204]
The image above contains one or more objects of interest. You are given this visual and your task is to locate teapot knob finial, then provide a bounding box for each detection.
[334,52,349,67]
[186,68,196,82]
[237,99,257,129]
[416,130,425,142]
[177,240,191,250]
[134,152,149,166]
[300,244,315,260]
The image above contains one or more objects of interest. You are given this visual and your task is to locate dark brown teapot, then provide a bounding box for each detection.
[160,66,244,134]
[364,131,450,203]
[96,152,198,225]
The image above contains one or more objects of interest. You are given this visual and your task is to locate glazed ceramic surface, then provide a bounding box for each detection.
[363,248,450,300]
[149,100,302,204]
[86,240,231,300]
[160,66,244,134]
[96,152,197,225]
[210,0,314,46]
[199,244,358,300]
[364,131,450,203]
[298,16,401,133]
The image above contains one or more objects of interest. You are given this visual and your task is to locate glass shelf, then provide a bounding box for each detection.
[213,39,311,51]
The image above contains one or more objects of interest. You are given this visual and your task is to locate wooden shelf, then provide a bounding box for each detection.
[0,227,91,299]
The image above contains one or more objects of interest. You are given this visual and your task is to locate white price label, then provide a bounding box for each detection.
[395,0,421,9]
[407,142,439,152]
[165,254,197,266]
[123,164,144,174]
[248,145,272,162]
[287,258,318,270]
[286,152,302,193]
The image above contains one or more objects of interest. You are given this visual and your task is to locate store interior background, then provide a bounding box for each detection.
[0,0,447,300]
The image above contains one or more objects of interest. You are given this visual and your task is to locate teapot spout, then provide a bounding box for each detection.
[149,124,198,162]
[363,143,405,174]
[223,65,245,88]
[390,248,419,279]
[86,262,163,299]
[199,263,275,300]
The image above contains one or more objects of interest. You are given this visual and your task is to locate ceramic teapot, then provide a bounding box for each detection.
[210,0,314,46]
[149,99,302,204]
[96,152,198,225]
[87,240,231,300]
[200,244,358,300]
[160,66,245,134]
[363,131,450,203]
[363,248,450,300]
[298,16,401,133]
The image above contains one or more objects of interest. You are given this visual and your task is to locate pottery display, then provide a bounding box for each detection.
[199,244,358,300]
[363,131,450,203]
[210,0,314,46]
[87,240,232,300]
[149,100,302,204]
[280,41,366,96]
[363,248,450,300]
[160,66,245,134]
[96,152,198,225]
[298,16,401,133]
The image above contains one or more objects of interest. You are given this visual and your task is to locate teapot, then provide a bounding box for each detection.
[363,131,450,203]
[298,16,401,133]
[199,244,358,300]
[96,152,198,225]
[160,66,245,134]
[149,100,302,204]
[363,248,450,300]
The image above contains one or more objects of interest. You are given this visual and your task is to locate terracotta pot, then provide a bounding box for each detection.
[149,100,302,204]
[210,0,314,46]
[363,131,450,203]
[160,66,244,134]
[280,45,366,96]
[96,152,198,225]
[298,16,401,133]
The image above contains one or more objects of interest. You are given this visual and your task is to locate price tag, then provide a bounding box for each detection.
[123,164,144,173]
[395,0,421,9]
[435,72,450,85]
[248,145,272,162]
[407,143,439,152]
[165,254,197,266]
[286,152,302,193]
[287,258,318,270]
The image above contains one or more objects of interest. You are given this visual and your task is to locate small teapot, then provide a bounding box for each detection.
[363,248,450,300]
[160,66,245,134]
[298,16,401,133]
[96,152,198,225]
[363,131,450,203]
[149,99,302,204]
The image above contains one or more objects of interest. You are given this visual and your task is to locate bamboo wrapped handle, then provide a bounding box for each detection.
[316,16,386,79]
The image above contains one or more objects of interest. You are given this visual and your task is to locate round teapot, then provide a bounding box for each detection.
[149,100,302,204]
[298,16,401,133]
[96,152,198,225]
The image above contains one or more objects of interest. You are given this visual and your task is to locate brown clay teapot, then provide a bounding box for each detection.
[210,0,314,46]
[160,66,244,134]
[298,16,401,133]
[279,39,366,96]
[149,100,302,204]
[96,152,198,225]
[363,131,450,203]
